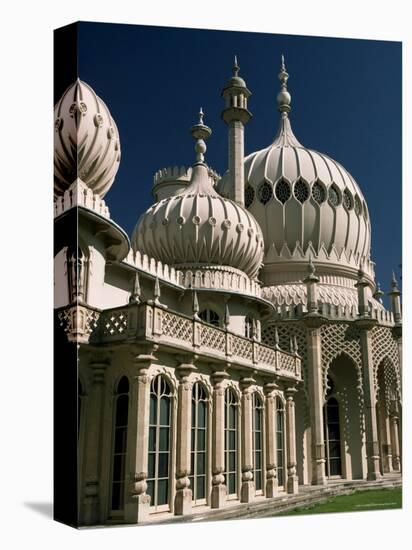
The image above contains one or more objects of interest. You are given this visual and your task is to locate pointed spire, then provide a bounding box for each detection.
[224,303,230,328]
[153,276,161,304]
[277,54,292,115]
[391,270,400,291]
[129,272,141,303]
[192,290,200,320]
[274,327,280,348]
[373,281,384,303]
[233,55,240,77]
[190,108,212,164]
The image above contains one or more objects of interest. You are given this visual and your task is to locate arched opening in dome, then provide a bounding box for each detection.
[244,184,255,208]
[199,309,220,327]
[354,194,362,216]
[343,188,354,210]
[257,181,273,205]
[328,184,341,207]
[312,180,326,204]
[275,178,291,204]
[294,178,309,203]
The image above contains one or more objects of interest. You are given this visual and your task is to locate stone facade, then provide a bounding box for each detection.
[54,60,402,526]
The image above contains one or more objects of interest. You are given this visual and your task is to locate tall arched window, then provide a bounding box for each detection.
[199,309,220,327]
[189,382,208,504]
[276,399,285,489]
[224,387,239,497]
[110,376,129,511]
[147,375,172,510]
[252,393,264,492]
[323,396,342,477]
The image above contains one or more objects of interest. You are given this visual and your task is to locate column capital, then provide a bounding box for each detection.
[211,369,229,388]
[263,380,279,397]
[239,375,256,393]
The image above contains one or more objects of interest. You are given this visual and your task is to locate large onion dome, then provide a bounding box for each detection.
[54,79,121,197]
[218,57,373,285]
[132,110,264,279]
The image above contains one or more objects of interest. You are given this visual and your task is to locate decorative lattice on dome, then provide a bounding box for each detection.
[328,184,340,206]
[354,195,362,216]
[312,181,326,204]
[258,181,273,205]
[371,326,401,400]
[294,179,309,203]
[343,189,353,210]
[275,179,291,204]
[244,184,255,208]
[320,323,365,433]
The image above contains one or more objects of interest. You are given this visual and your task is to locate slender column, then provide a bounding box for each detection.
[390,414,401,471]
[285,387,299,494]
[124,352,153,523]
[174,363,196,515]
[228,121,245,205]
[240,376,255,503]
[306,327,327,485]
[82,358,108,525]
[359,329,381,480]
[264,382,278,498]
[210,370,228,508]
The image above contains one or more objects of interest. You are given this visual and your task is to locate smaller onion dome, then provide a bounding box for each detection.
[54,79,121,197]
[222,56,247,89]
[132,109,264,279]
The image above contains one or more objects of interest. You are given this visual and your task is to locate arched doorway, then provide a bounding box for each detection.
[324,354,364,480]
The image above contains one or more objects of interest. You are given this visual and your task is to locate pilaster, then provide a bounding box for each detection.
[174,362,196,515]
[240,376,255,503]
[285,386,299,494]
[210,370,229,508]
[390,414,401,471]
[82,356,108,525]
[358,328,381,480]
[264,382,278,498]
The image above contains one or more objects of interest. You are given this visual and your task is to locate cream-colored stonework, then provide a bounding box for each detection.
[54,57,402,526]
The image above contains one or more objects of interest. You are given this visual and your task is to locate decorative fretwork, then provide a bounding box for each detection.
[244,184,255,208]
[312,180,326,204]
[162,311,193,343]
[371,326,401,401]
[102,310,128,337]
[343,188,353,210]
[294,178,309,203]
[275,179,291,204]
[376,357,401,413]
[257,345,276,366]
[258,181,273,205]
[320,323,365,433]
[231,335,253,361]
[200,324,226,352]
[328,184,340,206]
[58,304,100,344]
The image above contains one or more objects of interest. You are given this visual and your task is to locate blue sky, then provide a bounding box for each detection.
[75,22,402,297]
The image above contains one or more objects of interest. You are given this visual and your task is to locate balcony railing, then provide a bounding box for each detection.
[93,303,301,381]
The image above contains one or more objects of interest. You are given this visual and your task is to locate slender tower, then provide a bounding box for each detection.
[221,56,252,206]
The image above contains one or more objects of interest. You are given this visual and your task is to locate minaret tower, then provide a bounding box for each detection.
[221,56,252,206]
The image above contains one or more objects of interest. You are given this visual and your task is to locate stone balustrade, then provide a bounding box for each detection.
[93,303,301,381]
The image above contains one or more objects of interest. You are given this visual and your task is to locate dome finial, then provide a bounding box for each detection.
[277,54,291,115]
[190,108,212,164]
[233,55,240,77]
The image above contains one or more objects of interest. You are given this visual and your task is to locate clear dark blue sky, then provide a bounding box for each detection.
[75,22,402,296]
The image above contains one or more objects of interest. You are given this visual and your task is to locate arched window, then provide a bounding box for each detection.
[244,316,254,339]
[252,393,264,492]
[147,375,172,510]
[224,387,239,497]
[199,309,220,327]
[323,396,342,477]
[276,399,285,488]
[110,376,129,511]
[189,383,208,504]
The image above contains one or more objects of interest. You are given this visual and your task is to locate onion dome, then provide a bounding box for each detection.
[218,57,372,281]
[222,55,248,90]
[54,79,121,197]
[132,109,264,279]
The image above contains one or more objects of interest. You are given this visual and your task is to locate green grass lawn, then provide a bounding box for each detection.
[280,488,402,516]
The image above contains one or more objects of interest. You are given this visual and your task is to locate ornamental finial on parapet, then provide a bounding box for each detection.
[277,54,291,114]
[190,108,212,164]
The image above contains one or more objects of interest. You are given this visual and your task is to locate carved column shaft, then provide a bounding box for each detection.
[390,415,401,471]
[240,377,255,503]
[82,362,107,525]
[174,364,194,516]
[124,359,152,524]
[359,329,381,480]
[264,384,278,498]
[210,371,227,508]
[306,327,327,485]
[285,387,299,494]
